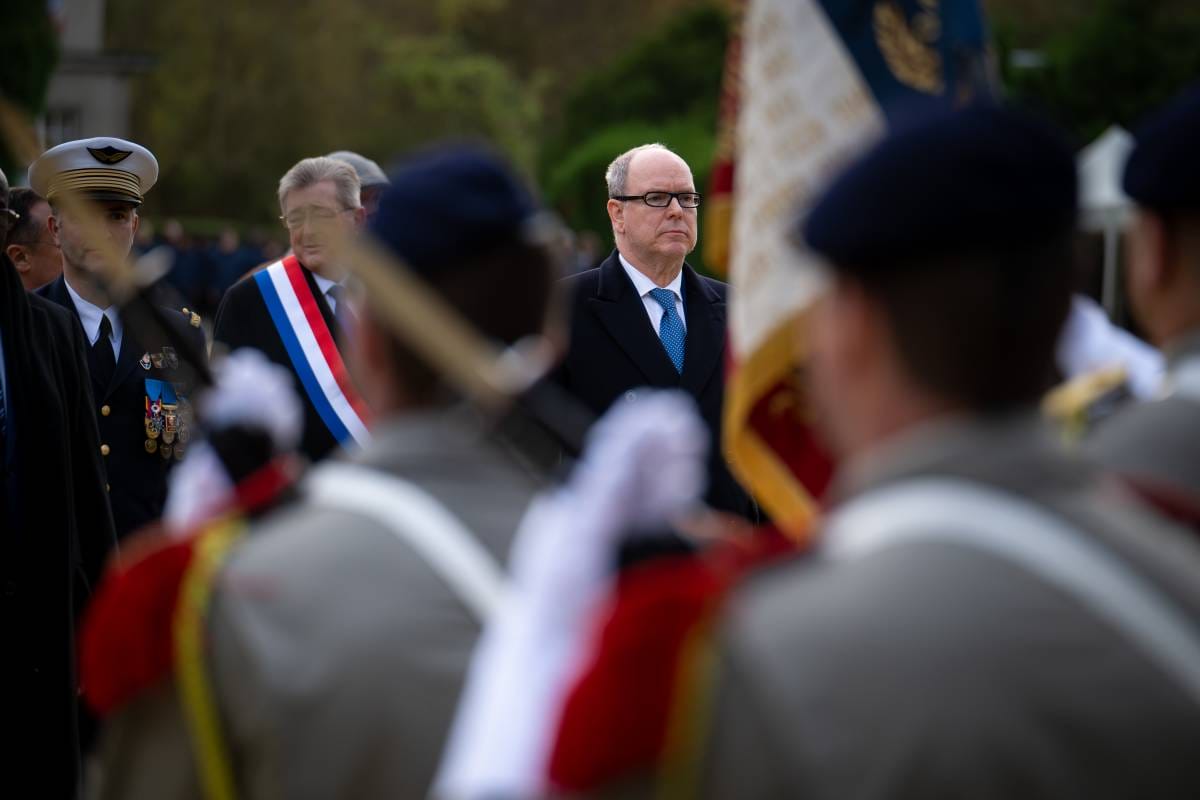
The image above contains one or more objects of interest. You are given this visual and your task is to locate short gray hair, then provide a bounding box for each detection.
[278,156,361,211]
[605,143,677,197]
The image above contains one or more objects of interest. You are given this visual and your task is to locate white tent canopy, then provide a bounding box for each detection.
[1076,125,1134,312]
[1078,124,1134,231]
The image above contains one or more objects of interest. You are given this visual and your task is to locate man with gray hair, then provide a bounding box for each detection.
[214,156,369,462]
[551,143,758,520]
[327,150,389,217]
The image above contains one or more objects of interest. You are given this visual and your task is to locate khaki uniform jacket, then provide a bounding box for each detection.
[97,406,543,800]
[1090,331,1200,515]
[703,416,1200,800]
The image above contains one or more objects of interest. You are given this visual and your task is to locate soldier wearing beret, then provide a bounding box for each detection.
[31,136,208,540]
[89,146,555,800]
[1089,84,1200,526]
[691,106,1200,798]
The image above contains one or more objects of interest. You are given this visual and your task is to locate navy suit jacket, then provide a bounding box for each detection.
[552,251,757,520]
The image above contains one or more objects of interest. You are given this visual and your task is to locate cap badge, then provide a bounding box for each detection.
[87,146,133,165]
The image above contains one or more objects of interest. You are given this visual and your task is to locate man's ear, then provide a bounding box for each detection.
[607,199,625,235]
[5,243,29,273]
[48,212,62,248]
[351,206,367,230]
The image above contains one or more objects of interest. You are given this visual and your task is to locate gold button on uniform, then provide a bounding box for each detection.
[100,444,110,456]
[100,404,111,416]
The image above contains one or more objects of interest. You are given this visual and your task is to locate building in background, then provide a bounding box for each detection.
[40,0,151,148]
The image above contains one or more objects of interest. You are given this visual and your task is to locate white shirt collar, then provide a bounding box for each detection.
[618,252,683,302]
[64,276,122,346]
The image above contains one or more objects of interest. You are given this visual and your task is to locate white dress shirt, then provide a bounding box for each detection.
[65,277,122,359]
[618,252,687,335]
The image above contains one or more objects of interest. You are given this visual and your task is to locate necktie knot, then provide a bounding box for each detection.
[98,313,113,341]
[649,287,676,312]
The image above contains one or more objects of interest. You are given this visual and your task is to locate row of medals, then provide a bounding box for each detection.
[145,400,191,460]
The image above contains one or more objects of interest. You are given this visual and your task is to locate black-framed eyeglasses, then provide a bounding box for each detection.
[611,191,702,209]
[2,208,18,224]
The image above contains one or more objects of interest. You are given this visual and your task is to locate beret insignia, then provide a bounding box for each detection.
[88,146,133,165]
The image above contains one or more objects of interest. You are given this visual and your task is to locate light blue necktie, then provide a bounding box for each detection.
[649,287,685,374]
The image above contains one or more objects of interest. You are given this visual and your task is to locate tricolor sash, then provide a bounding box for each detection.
[254,256,371,447]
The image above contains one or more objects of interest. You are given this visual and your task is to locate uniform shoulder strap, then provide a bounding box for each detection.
[823,477,1200,708]
[304,462,510,622]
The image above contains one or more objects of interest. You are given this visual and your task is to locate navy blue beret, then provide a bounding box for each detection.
[801,105,1077,271]
[368,144,538,277]
[1124,83,1200,212]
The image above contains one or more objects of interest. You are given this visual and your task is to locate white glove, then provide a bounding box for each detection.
[162,348,303,536]
[435,389,709,799]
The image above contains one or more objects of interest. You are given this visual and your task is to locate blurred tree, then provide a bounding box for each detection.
[105,0,542,224]
[456,0,700,126]
[0,1,59,178]
[995,0,1200,144]
[100,0,714,227]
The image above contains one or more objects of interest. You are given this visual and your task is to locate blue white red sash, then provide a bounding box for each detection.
[254,256,371,447]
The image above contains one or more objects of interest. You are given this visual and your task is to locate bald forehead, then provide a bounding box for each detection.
[627,149,694,193]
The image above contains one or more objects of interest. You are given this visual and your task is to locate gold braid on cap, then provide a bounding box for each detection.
[47,168,143,204]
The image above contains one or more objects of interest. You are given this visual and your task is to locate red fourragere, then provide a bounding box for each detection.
[79,458,298,715]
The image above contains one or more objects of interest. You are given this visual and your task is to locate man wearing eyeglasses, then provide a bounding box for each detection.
[5,188,62,290]
[213,156,370,463]
[551,143,758,521]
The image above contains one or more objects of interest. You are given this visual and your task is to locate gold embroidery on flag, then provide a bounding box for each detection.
[873,1,944,94]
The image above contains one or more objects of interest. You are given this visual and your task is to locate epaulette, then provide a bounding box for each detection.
[1042,364,1133,440]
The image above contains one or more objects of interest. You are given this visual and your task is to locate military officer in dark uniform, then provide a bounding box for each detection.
[31,137,208,540]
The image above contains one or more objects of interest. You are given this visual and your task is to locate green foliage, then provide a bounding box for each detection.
[368,36,543,174]
[997,0,1200,144]
[547,4,729,166]
[110,0,542,225]
[98,0,717,230]
[541,3,730,270]
[0,1,59,177]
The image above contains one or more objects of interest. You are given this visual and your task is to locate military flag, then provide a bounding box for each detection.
[724,0,995,537]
